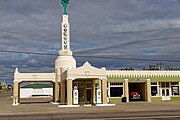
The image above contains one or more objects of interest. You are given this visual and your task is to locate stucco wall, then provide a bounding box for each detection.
[20,88,53,98]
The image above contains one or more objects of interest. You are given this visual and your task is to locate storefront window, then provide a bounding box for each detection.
[171,82,179,96]
[151,82,160,96]
[110,87,123,97]
[151,86,158,96]
[110,82,123,97]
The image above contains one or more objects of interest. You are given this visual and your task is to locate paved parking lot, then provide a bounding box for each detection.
[0,91,180,119]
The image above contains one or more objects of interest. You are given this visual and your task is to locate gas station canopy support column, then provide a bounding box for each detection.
[67,79,73,105]
[101,78,108,104]
[12,80,19,106]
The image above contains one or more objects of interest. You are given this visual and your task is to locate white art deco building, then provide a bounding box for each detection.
[12,1,180,106]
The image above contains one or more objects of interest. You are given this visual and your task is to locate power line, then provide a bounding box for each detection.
[0,29,180,62]
[75,55,180,62]
[0,29,84,44]
[77,35,180,54]
[0,49,180,63]
[0,29,58,41]
[0,49,57,56]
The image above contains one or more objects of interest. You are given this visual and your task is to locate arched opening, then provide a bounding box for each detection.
[19,81,55,104]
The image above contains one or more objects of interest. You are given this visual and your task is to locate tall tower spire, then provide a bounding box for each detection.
[56,0,76,70]
[59,0,72,56]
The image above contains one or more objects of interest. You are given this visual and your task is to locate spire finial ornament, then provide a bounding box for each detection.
[61,0,69,15]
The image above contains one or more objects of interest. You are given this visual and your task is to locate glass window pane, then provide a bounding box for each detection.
[166,82,169,87]
[171,82,179,86]
[166,89,169,96]
[162,89,165,96]
[161,83,165,88]
[151,82,157,85]
[78,82,84,87]
[151,86,157,96]
[110,87,123,97]
[110,82,123,86]
[172,86,179,96]
[86,83,91,88]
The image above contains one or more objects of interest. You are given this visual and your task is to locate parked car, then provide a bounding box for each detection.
[130,92,141,100]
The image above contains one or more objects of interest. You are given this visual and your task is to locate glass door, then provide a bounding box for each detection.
[161,82,171,100]
[86,82,92,103]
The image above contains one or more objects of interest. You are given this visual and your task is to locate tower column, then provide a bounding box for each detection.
[56,0,76,106]
[59,15,72,56]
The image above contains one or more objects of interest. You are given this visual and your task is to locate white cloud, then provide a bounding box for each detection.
[27,59,38,65]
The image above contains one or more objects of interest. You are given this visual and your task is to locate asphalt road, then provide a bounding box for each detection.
[0,111,180,120]
[0,91,180,120]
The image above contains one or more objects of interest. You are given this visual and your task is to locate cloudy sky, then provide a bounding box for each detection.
[1,0,180,85]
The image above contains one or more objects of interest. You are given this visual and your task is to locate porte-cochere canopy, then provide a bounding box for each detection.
[60,61,108,105]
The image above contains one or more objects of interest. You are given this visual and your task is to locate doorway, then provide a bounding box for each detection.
[161,82,171,101]
[72,80,93,104]
[129,83,146,101]
[86,82,92,103]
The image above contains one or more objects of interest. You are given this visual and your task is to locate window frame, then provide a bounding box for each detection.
[171,82,179,96]
[151,82,160,97]
[109,82,124,98]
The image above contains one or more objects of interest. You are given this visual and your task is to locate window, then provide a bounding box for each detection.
[151,82,157,85]
[73,82,84,98]
[171,82,179,86]
[110,82,123,97]
[161,82,165,88]
[151,82,160,96]
[151,86,158,96]
[172,86,179,95]
[86,82,91,89]
[110,87,123,97]
[162,89,165,96]
[110,82,123,86]
[161,82,170,88]
[171,82,179,96]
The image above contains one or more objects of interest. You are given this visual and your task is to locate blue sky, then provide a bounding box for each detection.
[1,0,180,85]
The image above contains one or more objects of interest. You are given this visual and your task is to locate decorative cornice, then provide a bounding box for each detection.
[107,70,180,77]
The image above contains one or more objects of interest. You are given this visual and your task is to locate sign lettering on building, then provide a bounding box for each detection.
[62,23,69,50]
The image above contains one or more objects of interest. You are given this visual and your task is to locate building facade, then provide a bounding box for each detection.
[107,70,180,103]
[12,1,180,106]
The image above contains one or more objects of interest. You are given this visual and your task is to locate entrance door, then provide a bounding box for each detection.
[86,89,92,103]
[72,81,93,104]
[86,82,92,103]
[161,82,171,101]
